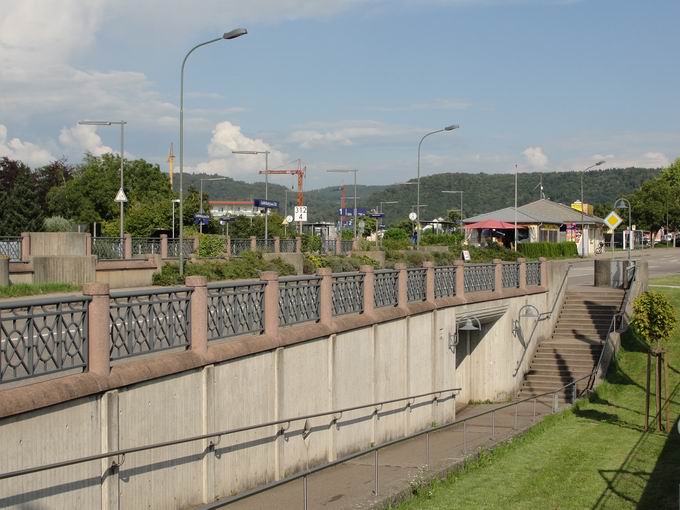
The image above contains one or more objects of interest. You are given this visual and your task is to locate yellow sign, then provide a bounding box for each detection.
[604,211,623,230]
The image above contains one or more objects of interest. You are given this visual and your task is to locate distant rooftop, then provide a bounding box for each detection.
[463,198,604,226]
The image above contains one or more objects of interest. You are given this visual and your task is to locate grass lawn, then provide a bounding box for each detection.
[0,283,80,298]
[650,275,680,287]
[394,280,680,510]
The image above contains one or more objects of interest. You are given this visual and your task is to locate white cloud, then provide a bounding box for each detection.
[523,146,549,169]
[58,125,113,156]
[193,121,288,180]
[0,125,55,166]
[289,120,419,149]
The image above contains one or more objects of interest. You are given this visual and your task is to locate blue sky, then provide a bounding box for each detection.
[0,0,678,189]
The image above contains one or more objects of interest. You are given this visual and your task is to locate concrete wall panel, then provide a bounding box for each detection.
[406,313,434,433]
[374,319,408,443]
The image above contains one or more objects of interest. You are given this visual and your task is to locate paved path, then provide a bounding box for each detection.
[215,399,559,510]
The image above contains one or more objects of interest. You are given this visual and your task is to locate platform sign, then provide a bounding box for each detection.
[294,206,308,222]
[604,211,623,230]
[338,207,367,217]
[253,198,279,209]
[194,213,210,226]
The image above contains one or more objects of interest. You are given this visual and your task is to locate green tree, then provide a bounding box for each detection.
[627,158,680,232]
[0,158,43,235]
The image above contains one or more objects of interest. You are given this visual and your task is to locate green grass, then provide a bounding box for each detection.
[394,280,680,510]
[0,283,80,298]
[650,275,680,287]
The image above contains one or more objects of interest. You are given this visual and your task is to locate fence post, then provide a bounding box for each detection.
[274,236,281,254]
[493,258,502,295]
[395,263,408,308]
[83,282,111,377]
[335,237,342,254]
[84,233,92,257]
[539,257,548,287]
[261,271,280,339]
[317,267,333,326]
[423,261,435,302]
[250,236,257,252]
[360,265,375,315]
[186,275,208,355]
[124,234,132,259]
[225,236,231,258]
[20,232,30,261]
[518,257,527,290]
[454,260,465,298]
[295,236,302,254]
[160,234,168,259]
[193,236,200,255]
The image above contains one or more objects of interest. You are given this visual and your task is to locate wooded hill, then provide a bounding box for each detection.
[181,167,660,224]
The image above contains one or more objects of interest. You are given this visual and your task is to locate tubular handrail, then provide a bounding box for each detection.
[0,387,461,481]
[0,294,92,308]
[201,373,594,508]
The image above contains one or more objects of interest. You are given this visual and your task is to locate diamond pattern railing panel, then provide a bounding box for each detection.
[167,239,194,258]
[464,264,495,293]
[526,261,541,286]
[278,276,321,326]
[406,268,427,302]
[0,237,21,261]
[231,239,251,256]
[92,237,123,260]
[331,273,364,316]
[280,239,296,253]
[208,281,264,340]
[131,238,161,256]
[434,266,457,299]
[374,270,399,308]
[502,263,520,289]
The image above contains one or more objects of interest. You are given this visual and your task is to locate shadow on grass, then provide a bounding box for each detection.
[637,416,680,509]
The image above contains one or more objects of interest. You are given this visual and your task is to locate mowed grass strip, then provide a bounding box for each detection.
[0,283,80,298]
[394,282,680,510]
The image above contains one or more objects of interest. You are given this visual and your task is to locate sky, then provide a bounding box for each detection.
[0,0,678,190]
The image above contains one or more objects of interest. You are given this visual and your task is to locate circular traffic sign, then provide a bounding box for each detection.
[286,215,294,223]
[409,212,417,221]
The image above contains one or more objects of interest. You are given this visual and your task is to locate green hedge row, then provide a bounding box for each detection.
[517,241,578,258]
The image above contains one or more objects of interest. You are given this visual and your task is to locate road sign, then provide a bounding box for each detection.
[408,212,417,221]
[253,198,279,209]
[114,188,127,203]
[338,207,367,216]
[294,206,308,222]
[604,211,623,230]
[194,213,210,226]
[285,215,294,223]
[369,213,384,219]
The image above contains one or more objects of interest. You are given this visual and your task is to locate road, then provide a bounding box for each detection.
[567,247,680,287]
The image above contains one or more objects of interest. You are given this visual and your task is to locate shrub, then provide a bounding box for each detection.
[197,234,225,257]
[468,243,517,262]
[43,216,74,232]
[420,233,463,248]
[383,238,411,250]
[631,291,677,352]
[517,242,578,259]
[302,234,322,253]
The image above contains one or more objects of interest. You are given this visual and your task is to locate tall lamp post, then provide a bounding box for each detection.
[78,120,127,243]
[441,190,464,231]
[416,124,459,247]
[580,160,605,257]
[171,198,180,237]
[232,150,270,240]
[179,28,247,275]
[615,197,632,262]
[327,169,359,240]
[198,177,227,233]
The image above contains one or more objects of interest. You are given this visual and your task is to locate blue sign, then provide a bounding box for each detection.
[254,198,279,209]
[369,213,384,219]
[219,216,235,225]
[338,207,367,216]
[194,213,210,226]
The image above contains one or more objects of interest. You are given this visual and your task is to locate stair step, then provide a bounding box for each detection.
[533,353,599,362]
[526,368,593,377]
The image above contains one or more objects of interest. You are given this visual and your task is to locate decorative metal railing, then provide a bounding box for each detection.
[434,266,457,299]
[464,263,495,293]
[322,239,337,255]
[256,239,275,253]
[109,288,192,361]
[331,272,364,316]
[407,268,427,302]
[230,239,251,256]
[0,295,90,384]
[278,276,321,326]
[502,262,520,289]
[92,237,123,260]
[167,238,194,258]
[374,269,399,308]
[131,237,161,256]
[0,236,21,261]
[207,281,265,340]
[340,240,354,253]
[526,261,541,286]
[280,239,296,253]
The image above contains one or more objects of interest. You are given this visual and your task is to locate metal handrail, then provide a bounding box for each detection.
[203,373,593,508]
[0,294,92,308]
[0,387,461,481]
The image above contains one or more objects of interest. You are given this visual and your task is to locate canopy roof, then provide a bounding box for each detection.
[465,220,527,230]
[463,199,604,226]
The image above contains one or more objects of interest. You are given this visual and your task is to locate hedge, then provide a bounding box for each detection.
[517,241,578,258]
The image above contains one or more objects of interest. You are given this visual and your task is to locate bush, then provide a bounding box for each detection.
[517,242,578,259]
[631,291,677,352]
[383,238,411,250]
[43,216,74,232]
[302,234,322,253]
[420,232,463,248]
[384,227,409,240]
[197,234,225,258]
[301,253,381,273]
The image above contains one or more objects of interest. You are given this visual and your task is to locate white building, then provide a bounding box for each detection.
[209,200,260,218]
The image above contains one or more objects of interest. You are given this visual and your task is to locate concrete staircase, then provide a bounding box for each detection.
[518,287,624,403]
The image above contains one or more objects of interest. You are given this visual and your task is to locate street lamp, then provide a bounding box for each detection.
[232,150,271,240]
[198,177,227,233]
[179,28,247,275]
[78,120,127,243]
[327,169,360,240]
[171,198,181,237]
[416,124,459,247]
[580,161,605,257]
[615,197,632,261]
[442,190,464,231]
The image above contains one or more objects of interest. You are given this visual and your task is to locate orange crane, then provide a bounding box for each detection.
[258,159,306,206]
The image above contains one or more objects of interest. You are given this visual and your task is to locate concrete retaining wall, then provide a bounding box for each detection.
[262,253,305,275]
[0,258,8,286]
[32,256,96,285]
[29,232,88,256]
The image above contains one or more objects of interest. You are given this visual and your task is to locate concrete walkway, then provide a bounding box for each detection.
[217,399,558,510]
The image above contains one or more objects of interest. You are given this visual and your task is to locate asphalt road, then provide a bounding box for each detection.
[568,247,680,287]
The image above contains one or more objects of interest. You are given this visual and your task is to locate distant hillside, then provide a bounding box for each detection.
[177,167,660,224]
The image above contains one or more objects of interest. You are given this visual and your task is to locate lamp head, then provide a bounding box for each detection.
[595,160,605,166]
[444,124,460,131]
[223,28,248,40]
[459,318,480,331]
[615,199,629,209]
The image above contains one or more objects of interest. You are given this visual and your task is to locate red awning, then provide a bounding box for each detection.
[465,220,527,230]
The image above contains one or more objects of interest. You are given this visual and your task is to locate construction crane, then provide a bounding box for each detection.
[258,159,306,206]
[167,143,175,187]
